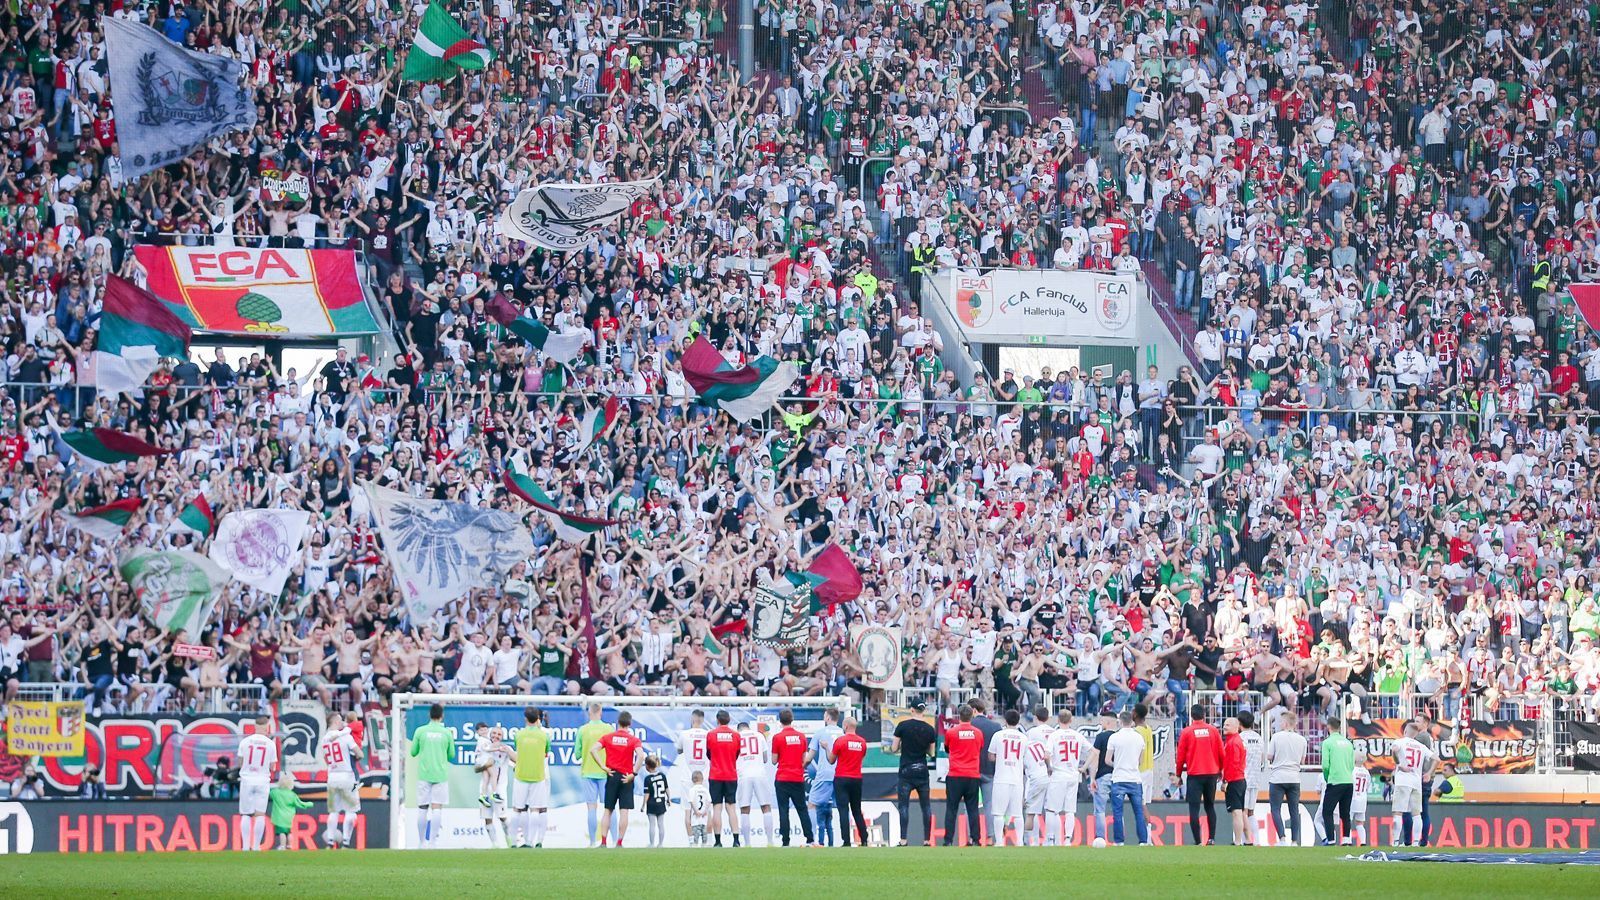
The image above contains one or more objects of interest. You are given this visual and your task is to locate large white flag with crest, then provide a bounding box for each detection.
[103,16,258,181]
[209,509,310,596]
[497,179,657,251]
[363,482,534,617]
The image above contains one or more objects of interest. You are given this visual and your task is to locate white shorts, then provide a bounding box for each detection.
[239,780,270,816]
[328,774,360,814]
[512,779,551,810]
[1045,777,1080,814]
[1141,770,1154,799]
[1243,782,1259,812]
[1352,794,1368,820]
[1024,778,1049,815]
[1392,783,1421,814]
[990,781,1023,819]
[736,773,776,808]
[416,780,449,807]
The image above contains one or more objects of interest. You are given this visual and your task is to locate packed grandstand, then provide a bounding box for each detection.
[2,0,1600,806]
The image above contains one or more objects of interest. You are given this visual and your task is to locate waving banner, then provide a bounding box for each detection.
[103,16,257,181]
[749,576,812,650]
[119,548,229,635]
[363,482,534,617]
[850,624,904,690]
[133,245,379,337]
[209,509,310,595]
[498,179,657,251]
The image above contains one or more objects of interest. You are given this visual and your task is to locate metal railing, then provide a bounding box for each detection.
[11,681,269,715]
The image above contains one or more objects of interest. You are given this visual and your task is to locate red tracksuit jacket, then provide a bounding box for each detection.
[1176,720,1225,778]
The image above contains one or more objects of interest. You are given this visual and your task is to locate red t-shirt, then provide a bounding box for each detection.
[771,726,809,782]
[601,729,643,775]
[706,725,741,781]
[831,733,867,779]
[944,724,983,778]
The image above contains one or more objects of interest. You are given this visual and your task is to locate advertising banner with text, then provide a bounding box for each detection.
[948,269,1139,344]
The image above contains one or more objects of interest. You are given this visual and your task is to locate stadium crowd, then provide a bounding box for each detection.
[2,0,1600,781]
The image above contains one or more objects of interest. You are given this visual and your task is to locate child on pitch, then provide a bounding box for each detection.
[643,755,670,847]
[685,770,713,846]
[268,773,312,850]
[1350,750,1371,845]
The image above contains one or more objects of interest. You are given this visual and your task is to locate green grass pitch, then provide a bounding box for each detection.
[4,847,1599,898]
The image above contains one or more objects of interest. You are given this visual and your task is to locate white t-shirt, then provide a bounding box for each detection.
[988,728,1027,786]
[237,733,278,784]
[319,727,361,777]
[1108,728,1146,783]
[1023,723,1054,779]
[736,729,768,776]
[1240,729,1265,787]
[1391,737,1435,790]
[489,648,521,684]
[455,642,493,687]
[676,726,710,773]
[1047,728,1088,780]
[1265,731,1308,783]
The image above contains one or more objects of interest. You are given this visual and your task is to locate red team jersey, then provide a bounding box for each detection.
[831,733,867,779]
[600,729,643,775]
[945,724,983,777]
[706,725,742,781]
[771,726,809,782]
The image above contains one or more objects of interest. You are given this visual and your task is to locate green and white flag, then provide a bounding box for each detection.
[168,493,215,540]
[401,2,494,82]
[64,497,143,542]
[119,548,229,636]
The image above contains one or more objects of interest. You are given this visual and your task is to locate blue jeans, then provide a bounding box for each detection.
[1174,268,1195,310]
[529,675,565,695]
[1167,678,1190,727]
[1077,680,1102,716]
[810,780,836,846]
[1092,778,1113,840]
[1110,781,1150,845]
[78,673,114,710]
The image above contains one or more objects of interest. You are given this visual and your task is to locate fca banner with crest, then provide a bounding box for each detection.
[134,245,379,337]
[103,17,257,181]
[948,269,1138,344]
[749,577,812,649]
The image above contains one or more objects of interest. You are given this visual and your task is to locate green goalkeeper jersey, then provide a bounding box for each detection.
[411,721,456,784]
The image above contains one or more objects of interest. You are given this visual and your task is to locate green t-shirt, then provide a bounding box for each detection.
[1321,734,1355,784]
[515,725,551,783]
[576,720,613,779]
[537,643,567,677]
[410,721,456,784]
[268,786,311,831]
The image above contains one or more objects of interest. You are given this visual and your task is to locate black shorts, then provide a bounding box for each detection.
[709,778,737,805]
[1225,779,1247,811]
[686,674,710,693]
[604,772,634,810]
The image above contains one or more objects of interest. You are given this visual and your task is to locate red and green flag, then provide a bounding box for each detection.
[486,296,589,363]
[803,542,864,611]
[575,396,623,455]
[96,275,192,396]
[681,335,800,422]
[64,497,143,541]
[168,493,216,540]
[60,427,172,469]
[502,471,618,543]
[401,2,495,82]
